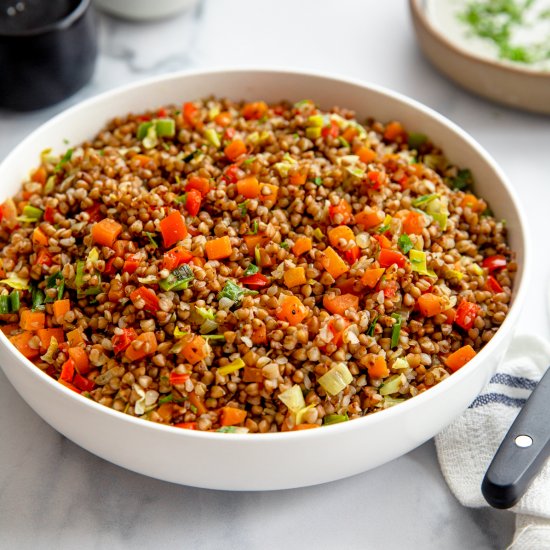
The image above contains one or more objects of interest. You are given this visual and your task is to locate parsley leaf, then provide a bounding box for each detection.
[398,234,413,254]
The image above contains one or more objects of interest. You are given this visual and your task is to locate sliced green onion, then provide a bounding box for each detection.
[196,306,215,321]
[243,263,259,276]
[31,287,45,311]
[40,336,59,364]
[200,318,218,334]
[407,132,427,149]
[137,121,153,140]
[45,271,65,301]
[390,313,402,348]
[217,357,245,376]
[217,280,254,307]
[411,193,438,207]
[22,205,43,221]
[202,334,225,342]
[449,168,473,190]
[278,384,305,413]
[204,128,221,148]
[392,358,409,370]
[182,150,202,163]
[346,166,365,179]
[44,175,56,195]
[425,198,448,230]
[318,363,353,396]
[155,118,175,138]
[174,193,187,205]
[54,148,73,172]
[338,136,350,148]
[83,273,102,296]
[238,200,249,216]
[248,219,259,235]
[159,394,174,405]
[254,246,261,266]
[75,261,85,290]
[144,231,159,248]
[313,177,323,186]
[242,156,256,166]
[409,249,437,278]
[323,414,349,425]
[173,326,188,338]
[398,234,413,254]
[159,264,194,291]
[367,314,379,337]
[0,274,29,290]
[280,241,290,250]
[379,374,405,396]
[0,295,9,314]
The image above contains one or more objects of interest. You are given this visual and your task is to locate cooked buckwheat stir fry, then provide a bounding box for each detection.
[0,98,515,433]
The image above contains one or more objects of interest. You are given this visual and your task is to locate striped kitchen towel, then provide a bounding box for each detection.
[435,334,550,550]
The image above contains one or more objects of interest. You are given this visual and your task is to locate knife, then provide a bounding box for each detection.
[482,367,550,509]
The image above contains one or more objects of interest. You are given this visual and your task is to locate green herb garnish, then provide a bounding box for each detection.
[144,231,159,248]
[398,234,413,254]
[449,168,474,191]
[238,200,249,216]
[243,263,259,276]
[407,132,427,149]
[54,148,74,172]
[367,314,379,337]
[390,313,402,348]
[159,264,194,291]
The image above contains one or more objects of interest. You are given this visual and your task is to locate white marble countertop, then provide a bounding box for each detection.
[1,1,548,548]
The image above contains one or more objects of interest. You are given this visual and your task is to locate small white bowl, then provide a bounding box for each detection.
[0,69,530,490]
[410,0,550,114]
[94,0,198,21]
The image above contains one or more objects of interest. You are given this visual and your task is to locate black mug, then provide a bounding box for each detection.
[0,0,97,111]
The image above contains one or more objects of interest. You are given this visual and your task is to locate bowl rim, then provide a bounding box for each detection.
[409,0,550,80]
[0,66,531,443]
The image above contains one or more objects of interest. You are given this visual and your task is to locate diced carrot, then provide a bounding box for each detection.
[20,310,45,331]
[378,248,407,268]
[283,266,307,288]
[68,347,90,374]
[355,145,377,164]
[242,101,268,120]
[91,218,122,248]
[293,423,320,431]
[174,422,198,430]
[292,236,312,257]
[354,208,384,229]
[169,371,190,386]
[59,358,75,383]
[417,293,444,317]
[243,365,264,382]
[368,356,390,379]
[66,328,85,347]
[361,267,385,288]
[125,331,158,361]
[445,345,477,372]
[328,226,355,250]
[224,139,247,161]
[220,406,247,426]
[461,194,483,212]
[182,335,208,364]
[214,111,232,127]
[53,299,70,319]
[323,293,359,316]
[289,166,309,185]
[9,331,39,359]
[132,154,157,169]
[342,126,358,144]
[320,246,349,279]
[328,199,353,224]
[251,324,267,345]
[162,246,193,271]
[244,234,266,254]
[32,227,48,246]
[205,236,232,261]
[31,166,47,185]
[186,176,211,197]
[373,234,392,249]
[157,403,174,422]
[402,210,425,235]
[383,121,405,141]
[130,287,160,313]
[236,176,261,199]
[160,211,187,248]
[189,391,207,415]
[1,323,20,336]
[37,328,64,351]
[36,249,52,267]
[328,317,351,346]
[183,102,202,129]
[258,183,279,203]
[112,240,131,258]
[277,295,309,326]
[73,373,95,392]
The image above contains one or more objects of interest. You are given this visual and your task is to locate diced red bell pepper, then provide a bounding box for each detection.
[174,422,198,430]
[169,372,190,385]
[382,279,399,298]
[73,373,95,392]
[36,249,53,267]
[455,300,481,331]
[224,164,242,184]
[486,275,504,294]
[157,107,167,118]
[343,245,361,264]
[104,257,117,276]
[223,127,236,142]
[84,202,102,223]
[328,200,353,224]
[322,121,339,138]
[186,176,210,197]
[482,255,507,273]
[185,189,202,216]
[183,102,200,128]
[367,170,386,190]
[130,287,160,313]
[123,254,141,274]
[112,327,138,354]
[239,273,270,290]
[44,206,58,224]
[162,246,193,271]
[378,248,408,268]
[59,358,75,383]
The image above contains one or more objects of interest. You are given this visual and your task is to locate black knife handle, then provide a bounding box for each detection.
[482,367,550,509]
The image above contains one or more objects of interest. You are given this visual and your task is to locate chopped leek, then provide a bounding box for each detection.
[318,363,353,396]
[137,122,153,140]
[379,374,405,396]
[295,404,315,426]
[392,358,409,370]
[196,306,215,321]
[218,280,256,307]
[203,334,225,342]
[142,125,158,149]
[137,275,158,284]
[0,274,29,290]
[254,246,261,266]
[75,261,85,290]
[383,396,405,407]
[407,132,427,149]
[445,268,464,281]
[313,177,323,186]
[204,128,221,148]
[411,193,438,207]
[243,263,259,276]
[278,384,305,413]
[159,264,194,291]
[449,168,473,191]
[40,336,59,364]
[156,118,175,138]
[367,314,379,337]
[338,136,350,148]
[313,228,324,241]
[391,313,402,348]
[274,153,297,177]
[217,357,245,376]
[44,175,56,194]
[409,249,437,278]
[21,205,43,221]
[324,414,349,425]
[280,241,290,250]
[87,247,100,264]
[425,197,449,230]
[398,234,413,254]
[0,295,9,314]
[200,318,218,335]
[173,326,188,338]
[346,166,365,179]
[174,193,187,205]
[31,287,45,311]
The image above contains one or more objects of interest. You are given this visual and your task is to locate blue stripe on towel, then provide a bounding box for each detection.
[489,373,537,391]
[469,393,527,409]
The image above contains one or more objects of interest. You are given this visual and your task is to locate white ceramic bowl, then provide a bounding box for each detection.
[0,69,529,490]
[94,0,198,21]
